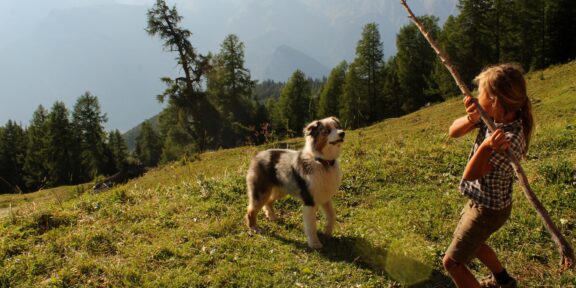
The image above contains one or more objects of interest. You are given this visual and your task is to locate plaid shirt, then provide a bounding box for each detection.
[459,119,526,210]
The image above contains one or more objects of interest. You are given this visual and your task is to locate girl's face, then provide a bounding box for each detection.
[478,88,496,117]
[478,87,510,121]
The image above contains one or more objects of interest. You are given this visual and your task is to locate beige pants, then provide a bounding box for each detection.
[445,200,512,264]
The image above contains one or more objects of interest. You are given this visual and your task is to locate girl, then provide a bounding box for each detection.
[443,63,534,288]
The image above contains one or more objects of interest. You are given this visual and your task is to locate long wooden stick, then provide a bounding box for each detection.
[399,0,574,271]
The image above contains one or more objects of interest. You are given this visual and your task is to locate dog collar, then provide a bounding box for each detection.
[315,157,335,167]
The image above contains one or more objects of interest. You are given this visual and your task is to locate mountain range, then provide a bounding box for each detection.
[0,0,458,132]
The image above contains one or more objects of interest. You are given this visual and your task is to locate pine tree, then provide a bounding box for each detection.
[157,104,197,163]
[108,130,129,172]
[396,15,441,113]
[0,126,4,192]
[429,15,461,99]
[72,92,108,180]
[451,0,497,85]
[278,70,313,136]
[207,34,256,147]
[23,105,50,191]
[351,23,385,124]
[318,61,347,118]
[307,77,324,121]
[545,0,576,65]
[381,57,404,118]
[265,98,282,134]
[46,102,75,187]
[253,80,284,102]
[339,63,363,129]
[147,0,220,152]
[0,120,27,193]
[135,121,162,167]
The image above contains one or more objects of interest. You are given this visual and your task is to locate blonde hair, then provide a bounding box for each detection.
[475,63,534,153]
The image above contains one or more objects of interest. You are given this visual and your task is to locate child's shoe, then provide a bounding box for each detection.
[479,275,517,288]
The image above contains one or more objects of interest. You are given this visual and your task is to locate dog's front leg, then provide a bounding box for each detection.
[303,205,322,249]
[321,200,336,237]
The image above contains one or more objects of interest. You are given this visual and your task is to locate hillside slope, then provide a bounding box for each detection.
[1,62,575,287]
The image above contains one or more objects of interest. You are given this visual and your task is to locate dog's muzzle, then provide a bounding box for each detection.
[329,131,345,145]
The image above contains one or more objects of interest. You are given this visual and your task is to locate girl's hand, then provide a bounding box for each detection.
[463,96,481,125]
[482,129,510,152]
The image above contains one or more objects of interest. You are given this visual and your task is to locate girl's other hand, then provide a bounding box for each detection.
[463,96,481,124]
[483,129,510,152]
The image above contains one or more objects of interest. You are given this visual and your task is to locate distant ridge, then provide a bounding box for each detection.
[263,45,330,81]
[122,115,159,152]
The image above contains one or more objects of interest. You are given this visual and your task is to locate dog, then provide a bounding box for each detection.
[245,116,345,249]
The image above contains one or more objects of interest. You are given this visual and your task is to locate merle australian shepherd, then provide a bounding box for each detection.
[245,117,345,249]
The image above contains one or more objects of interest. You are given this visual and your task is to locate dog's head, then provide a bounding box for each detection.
[304,116,345,160]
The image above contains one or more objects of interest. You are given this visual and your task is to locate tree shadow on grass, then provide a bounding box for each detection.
[268,230,454,288]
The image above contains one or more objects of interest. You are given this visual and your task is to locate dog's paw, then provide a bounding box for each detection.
[307,241,323,250]
[263,207,279,221]
[264,213,278,221]
[248,226,261,236]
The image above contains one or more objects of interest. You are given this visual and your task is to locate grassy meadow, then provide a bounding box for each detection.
[1,61,575,287]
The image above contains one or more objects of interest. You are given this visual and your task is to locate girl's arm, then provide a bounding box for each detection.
[449,115,479,138]
[462,143,493,180]
[449,96,481,138]
[463,129,510,180]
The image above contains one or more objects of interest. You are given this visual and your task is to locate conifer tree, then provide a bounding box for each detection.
[158,104,196,163]
[278,70,312,136]
[135,121,162,167]
[318,61,347,118]
[147,0,220,152]
[23,106,50,191]
[396,15,441,113]
[46,102,75,187]
[0,120,27,193]
[108,130,129,171]
[545,0,576,65]
[451,0,497,86]
[253,80,284,102]
[428,15,461,99]
[0,126,5,192]
[381,57,404,118]
[350,23,385,124]
[339,63,363,129]
[72,92,108,180]
[207,34,256,147]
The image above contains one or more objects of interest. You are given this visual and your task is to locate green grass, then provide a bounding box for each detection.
[0,185,90,218]
[1,61,576,287]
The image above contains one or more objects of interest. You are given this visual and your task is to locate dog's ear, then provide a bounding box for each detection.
[304,121,322,137]
[330,117,342,128]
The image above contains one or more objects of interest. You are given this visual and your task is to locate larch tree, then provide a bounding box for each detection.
[72,92,108,180]
[207,34,256,147]
[0,120,27,193]
[351,23,385,124]
[46,102,75,187]
[278,69,312,136]
[23,105,50,191]
[339,62,363,129]
[108,129,129,172]
[318,61,347,119]
[147,0,220,152]
[135,121,162,167]
[396,15,441,113]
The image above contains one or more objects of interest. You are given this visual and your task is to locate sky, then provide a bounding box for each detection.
[0,0,458,132]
